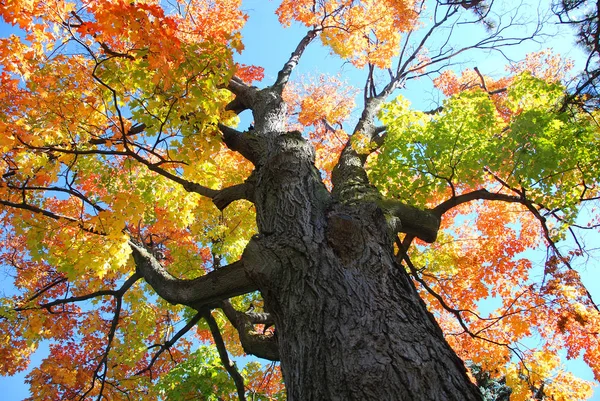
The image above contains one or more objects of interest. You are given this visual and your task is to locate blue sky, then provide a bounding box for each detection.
[1,0,599,399]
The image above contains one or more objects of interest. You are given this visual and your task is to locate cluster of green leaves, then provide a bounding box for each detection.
[372,73,600,232]
[156,346,238,400]
[156,346,284,401]
[372,89,501,203]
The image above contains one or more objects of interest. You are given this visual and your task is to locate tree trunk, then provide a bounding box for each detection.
[240,120,483,400]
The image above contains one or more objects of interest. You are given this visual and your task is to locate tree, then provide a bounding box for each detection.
[0,0,598,400]
[552,0,600,109]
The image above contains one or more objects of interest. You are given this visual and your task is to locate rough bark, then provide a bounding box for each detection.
[231,86,483,400]
[130,77,483,399]
[243,204,482,400]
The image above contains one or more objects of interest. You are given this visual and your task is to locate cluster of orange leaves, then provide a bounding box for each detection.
[409,183,598,400]
[0,0,268,398]
[283,74,359,185]
[245,362,286,397]
[405,52,599,396]
[276,0,420,68]
[0,222,195,399]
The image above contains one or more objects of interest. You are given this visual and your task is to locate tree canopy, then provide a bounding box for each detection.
[0,0,599,400]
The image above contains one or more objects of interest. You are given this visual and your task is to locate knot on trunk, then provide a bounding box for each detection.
[326,202,389,266]
[326,212,364,264]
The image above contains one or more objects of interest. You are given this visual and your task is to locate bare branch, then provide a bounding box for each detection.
[227,76,253,97]
[521,200,600,312]
[274,30,318,90]
[136,312,204,378]
[385,6,460,97]
[204,311,247,401]
[16,274,140,315]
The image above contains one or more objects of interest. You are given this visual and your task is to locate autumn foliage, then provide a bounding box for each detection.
[0,0,599,400]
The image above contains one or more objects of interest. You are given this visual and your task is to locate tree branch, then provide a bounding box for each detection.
[77,273,139,401]
[226,77,257,114]
[0,199,104,236]
[395,238,530,369]
[220,300,279,361]
[25,277,68,304]
[12,133,218,200]
[129,241,257,308]
[274,29,318,90]
[213,181,255,211]
[136,312,204,378]
[431,185,600,312]
[378,199,441,243]
[204,311,247,401]
[331,97,385,203]
[218,123,261,165]
[432,188,523,216]
[5,183,105,213]
[370,127,388,151]
[123,147,219,199]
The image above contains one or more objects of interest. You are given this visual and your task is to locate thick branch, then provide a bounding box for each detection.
[331,98,385,202]
[213,181,255,210]
[218,123,261,165]
[432,188,523,216]
[226,77,257,114]
[220,300,280,361]
[129,241,257,308]
[371,127,388,150]
[378,199,441,243]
